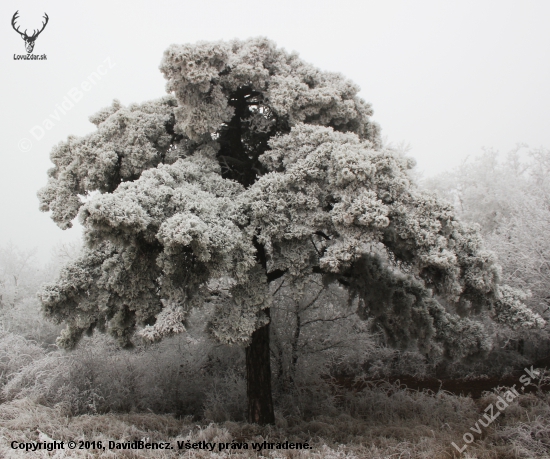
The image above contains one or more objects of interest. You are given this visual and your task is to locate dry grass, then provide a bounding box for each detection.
[1,320,549,458]
[1,384,549,459]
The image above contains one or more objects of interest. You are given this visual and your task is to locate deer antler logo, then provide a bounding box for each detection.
[12,11,49,54]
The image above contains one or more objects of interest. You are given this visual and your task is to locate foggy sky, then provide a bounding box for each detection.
[1,0,549,262]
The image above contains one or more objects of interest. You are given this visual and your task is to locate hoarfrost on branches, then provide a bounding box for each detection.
[38,37,543,359]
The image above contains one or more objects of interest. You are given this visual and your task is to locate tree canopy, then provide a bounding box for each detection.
[38,37,544,367]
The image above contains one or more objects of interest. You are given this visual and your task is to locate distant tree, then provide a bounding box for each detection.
[0,243,41,309]
[424,146,550,322]
[46,241,83,278]
[38,38,544,424]
[422,145,537,234]
[270,275,373,390]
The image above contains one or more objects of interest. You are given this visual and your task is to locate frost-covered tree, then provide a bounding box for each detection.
[38,38,544,424]
[0,244,41,309]
[270,276,374,390]
[424,146,550,323]
[422,146,532,234]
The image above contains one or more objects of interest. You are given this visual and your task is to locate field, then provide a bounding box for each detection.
[0,322,549,458]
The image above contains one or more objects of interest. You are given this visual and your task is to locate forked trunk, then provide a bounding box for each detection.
[245,310,275,425]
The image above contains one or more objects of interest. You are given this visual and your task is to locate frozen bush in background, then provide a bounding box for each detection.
[2,323,245,418]
[0,332,46,390]
[1,297,61,345]
[271,276,376,385]
[203,369,247,422]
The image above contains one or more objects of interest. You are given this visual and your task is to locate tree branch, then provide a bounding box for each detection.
[301,312,356,327]
[267,269,286,283]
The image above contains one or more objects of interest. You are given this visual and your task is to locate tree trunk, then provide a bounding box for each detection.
[518,338,525,356]
[245,309,275,425]
[289,310,301,385]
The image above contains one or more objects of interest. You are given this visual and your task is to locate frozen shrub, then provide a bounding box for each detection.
[0,332,45,390]
[1,297,61,345]
[203,370,247,422]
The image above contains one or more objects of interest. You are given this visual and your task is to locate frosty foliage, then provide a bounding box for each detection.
[423,147,550,328]
[38,97,181,230]
[159,38,380,144]
[138,300,186,342]
[38,38,542,358]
